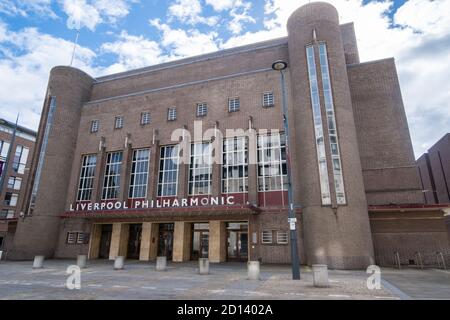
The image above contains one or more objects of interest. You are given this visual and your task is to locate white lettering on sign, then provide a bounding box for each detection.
[69,196,236,212]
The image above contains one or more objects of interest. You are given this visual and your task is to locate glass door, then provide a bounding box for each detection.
[191,223,209,260]
[157,223,174,260]
[226,222,249,261]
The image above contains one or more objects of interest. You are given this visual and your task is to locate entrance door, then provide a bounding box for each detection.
[99,224,112,259]
[127,224,142,259]
[157,223,174,260]
[192,231,209,260]
[227,222,249,261]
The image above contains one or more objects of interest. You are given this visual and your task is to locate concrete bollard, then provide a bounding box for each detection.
[114,256,125,270]
[312,264,329,288]
[77,255,87,269]
[156,256,167,271]
[199,258,209,275]
[247,261,261,280]
[33,255,45,269]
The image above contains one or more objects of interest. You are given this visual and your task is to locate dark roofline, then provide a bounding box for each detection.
[0,118,37,137]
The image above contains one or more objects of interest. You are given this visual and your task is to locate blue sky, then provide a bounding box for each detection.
[0,0,449,158]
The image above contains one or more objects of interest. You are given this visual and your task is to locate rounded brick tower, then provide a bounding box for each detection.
[287,2,374,269]
[9,66,94,259]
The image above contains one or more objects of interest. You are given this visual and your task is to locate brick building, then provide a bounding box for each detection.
[7,3,450,268]
[0,118,36,256]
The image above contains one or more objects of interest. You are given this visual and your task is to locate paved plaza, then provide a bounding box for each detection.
[0,259,448,300]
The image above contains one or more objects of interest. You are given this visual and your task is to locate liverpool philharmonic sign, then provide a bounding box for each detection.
[69,196,236,212]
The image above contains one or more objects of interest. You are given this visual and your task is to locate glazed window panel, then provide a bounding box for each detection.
[102,151,123,200]
[115,116,123,129]
[189,142,212,195]
[7,177,22,190]
[228,97,240,112]
[141,112,151,125]
[77,155,97,201]
[261,230,273,244]
[196,103,208,117]
[318,43,346,205]
[158,145,179,197]
[129,149,150,199]
[257,133,288,192]
[262,92,274,107]
[12,145,29,174]
[4,192,18,207]
[91,120,99,133]
[222,137,248,193]
[306,45,331,205]
[167,108,177,121]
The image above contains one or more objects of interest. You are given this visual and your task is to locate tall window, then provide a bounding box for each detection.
[4,192,18,207]
[319,43,346,205]
[167,107,177,121]
[222,137,248,193]
[77,155,97,201]
[115,116,123,129]
[102,152,123,200]
[306,45,331,205]
[262,92,274,107]
[228,97,240,112]
[257,133,288,192]
[91,120,99,133]
[12,145,29,174]
[0,140,10,175]
[189,143,212,195]
[141,112,151,125]
[129,149,150,199]
[158,145,179,197]
[196,103,208,117]
[7,177,22,190]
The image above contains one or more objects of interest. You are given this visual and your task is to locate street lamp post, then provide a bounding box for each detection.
[272,60,301,280]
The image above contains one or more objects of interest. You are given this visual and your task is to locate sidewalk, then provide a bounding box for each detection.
[0,259,409,300]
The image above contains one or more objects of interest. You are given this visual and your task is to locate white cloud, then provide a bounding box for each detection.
[100,31,169,74]
[228,2,255,34]
[168,0,218,26]
[0,0,57,19]
[150,18,219,58]
[0,22,97,130]
[61,0,137,30]
[205,0,235,12]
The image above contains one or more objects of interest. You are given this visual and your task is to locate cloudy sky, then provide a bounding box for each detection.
[0,0,448,158]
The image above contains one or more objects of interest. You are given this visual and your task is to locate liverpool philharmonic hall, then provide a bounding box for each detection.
[7,3,450,269]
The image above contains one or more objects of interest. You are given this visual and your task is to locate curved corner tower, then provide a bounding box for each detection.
[9,66,94,260]
[287,2,374,269]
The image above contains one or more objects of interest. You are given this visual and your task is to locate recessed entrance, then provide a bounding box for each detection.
[157,223,174,260]
[98,224,112,259]
[191,223,209,260]
[227,222,248,262]
[127,224,142,259]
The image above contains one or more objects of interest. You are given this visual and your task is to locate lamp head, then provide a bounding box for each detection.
[272,60,288,71]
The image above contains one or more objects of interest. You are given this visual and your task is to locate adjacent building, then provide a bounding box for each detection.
[6,3,450,268]
[0,118,36,256]
[417,133,450,204]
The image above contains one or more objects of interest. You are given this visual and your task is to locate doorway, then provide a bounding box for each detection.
[157,223,174,260]
[191,223,209,260]
[98,224,112,259]
[127,224,142,259]
[227,222,248,261]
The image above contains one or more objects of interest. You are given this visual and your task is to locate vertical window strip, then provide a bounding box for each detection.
[306,45,331,205]
[102,152,123,200]
[77,155,97,201]
[158,145,179,197]
[129,149,150,199]
[318,43,346,205]
[189,143,212,195]
[257,133,288,192]
[222,137,248,193]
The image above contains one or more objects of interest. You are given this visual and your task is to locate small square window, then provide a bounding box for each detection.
[277,231,289,244]
[77,232,89,244]
[91,120,99,133]
[66,232,77,244]
[141,112,151,125]
[196,103,208,117]
[228,98,240,112]
[168,108,177,121]
[261,230,273,244]
[115,116,123,129]
[263,92,274,108]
